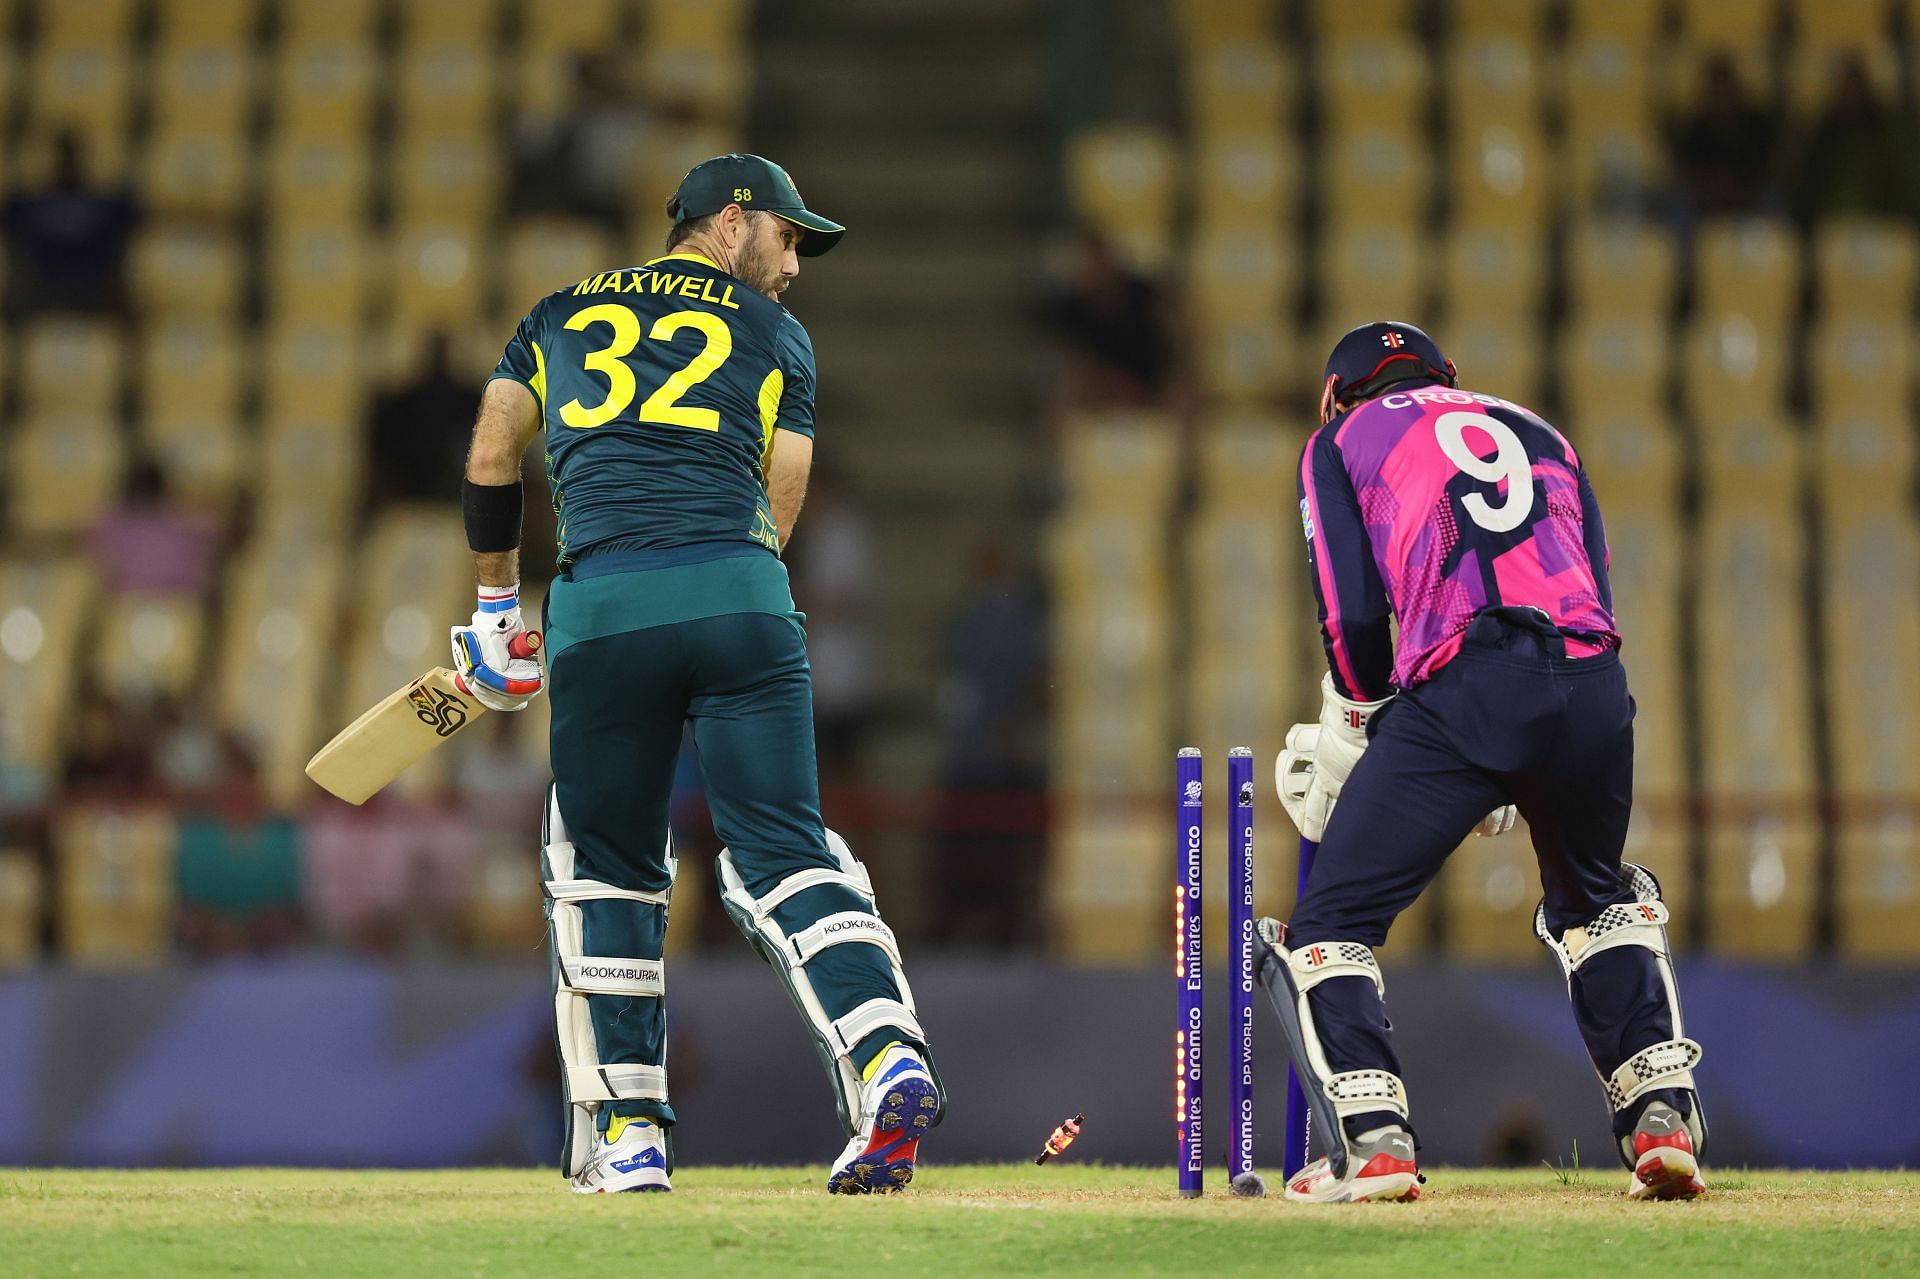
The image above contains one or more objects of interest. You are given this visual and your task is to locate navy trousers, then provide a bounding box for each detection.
[1289,609,1688,1141]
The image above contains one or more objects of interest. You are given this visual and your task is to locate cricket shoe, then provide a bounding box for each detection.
[570,1116,671,1194]
[827,1044,939,1194]
[1625,1102,1705,1201]
[1283,1126,1421,1204]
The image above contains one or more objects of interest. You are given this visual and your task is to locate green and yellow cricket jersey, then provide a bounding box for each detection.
[489,252,816,651]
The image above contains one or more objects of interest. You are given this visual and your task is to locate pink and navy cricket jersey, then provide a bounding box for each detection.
[1298,382,1619,700]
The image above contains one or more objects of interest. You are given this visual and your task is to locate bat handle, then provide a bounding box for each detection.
[508,631,543,660]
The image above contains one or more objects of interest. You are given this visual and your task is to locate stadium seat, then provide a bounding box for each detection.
[217,542,344,806]
[6,416,123,533]
[93,594,207,703]
[279,0,383,43]
[153,0,260,43]
[1812,218,1917,318]
[504,219,619,315]
[1451,121,1551,227]
[21,318,123,415]
[1318,37,1430,137]
[1187,226,1295,320]
[1703,817,1819,957]
[1192,131,1302,229]
[256,421,363,533]
[1791,0,1890,41]
[1446,34,1542,136]
[1446,320,1544,405]
[1312,0,1419,40]
[142,319,245,425]
[1442,224,1546,325]
[1812,407,1914,508]
[143,413,250,510]
[393,41,498,138]
[1569,402,1682,515]
[1441,822,1546,962]
[27,45,132,169]
[1195,412,1297,511]
[1566,220,1680,319]
[1788,37,1900,113]
[55,808,177,966]
[1320,224,1425,331]
[264,135,374,229]
[1564,0,1666,41]
[1695,410,1802,509]
[638,42,752,129]
[630,124,742,240]
[1676,0,1782,49]
[1184,507,1306,753]
[1809,317,1913,418]
[463,834,543,952]
[1451,0,1552,40]
[37,0,140,48]
[391,135,504,224]
[517,0,624,47]
[150,44,258,138]
[261,322,366,429]
[1558,108,1665,213]
[130,226,245,320]
[1559,314,1670,414]
[1682,316,1792,425]
[398,0,502,47]
[1045,806,1171,962]
[1058,412,1182,517]
[1173,0,1278,45]
[0,853,40,969]
[273,40,379,140]
[1601,509,1687,797]
[266,226,373,324]
[0,556,98,771]
[642,0,753,48]
[1321,127,1434,228]
[384,223,488,333]
[1184,43,1295,135]
[1192,311,1296,401]
[1066,127,1179,271]
[1836,816,1920,959]
[1694,219,1800,329]
[1821,506,1920,804]
[143,129,251,220]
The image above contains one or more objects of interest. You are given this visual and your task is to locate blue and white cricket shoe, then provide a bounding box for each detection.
[827,1045,939,1194]
[570,1116,672,1194]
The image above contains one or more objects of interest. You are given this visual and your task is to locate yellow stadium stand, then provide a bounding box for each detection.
[1193,131,1302,228]
[1676,0,1783,49]
[1812,407,1915,509]
[261,321,366,432]
[1195,411,1298,511]
[1447,34,1542,136]
[638,42,752,130]
[142,318,246,426]
[1813,218,1917,318]
[37,0,140,47]
[1602,509,1688,797]
[1441,823,1544,963]
[399,0,502,47]
[1318,38,1431,139]
[629,125,742,244]
[1704,816,1819,957]
[1312,0,1419,39]
[217,539,344,807]
[143,128,251,221]
[143,413,250,511]
[6,416,123,539]
[153,0,260,44]
[1057,412,1182,518]
[1695,219,1800,329]
[1184,43,1295,136]
[1445,321,1544,406]
[1045,803,1170,962]
[1559,315,1670,415]
[266,226,373,324]
[130,226,245,320]
[1695,410,1803,510]
[93,593,207,704]
[1321,128,1434,228]
[1451,121,1551,228]
[1320,223,1426,338]
[1836,815,1920,959]
[1564,0,1666,41]
[256,421,365,534]
[1192,311,1295,402]
[279,0,384,45]
[1682,316,1792,427]
[643,0,753,48]
[56,808,177,966]
[1793,0,1891,40]
[1187,226,1295,320]
[1822,506,1920,807]
[20,317,123,416]
[150,44,258,139]
[504,218,619,316]
[1067,126,1179,271]
[264,135,374,231]
[0,557,97,772]
[27,45,132,172]
[519,0,624,47]
[1442,225,1546,326]
[0,853,40,969]
[390,134,504,225]
[1451,0,1552,40]
[463,833,543,953]
[1173,0,1278,46]
[1788,36,1899,113]
[384,222,488,336]
[508,0,625,116]
[273,40,379,141]
[1184,506,1305,754]
[1808,317,1913,418]
[1557,43,1663,209]
[394,41,498,138]
[1569,402,1683,515]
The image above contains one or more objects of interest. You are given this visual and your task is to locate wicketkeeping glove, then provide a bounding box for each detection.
[450,582,545,712]
[1275,673,1392,841]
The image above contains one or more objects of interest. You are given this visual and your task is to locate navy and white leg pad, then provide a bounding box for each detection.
[1252,920,1409,1180]
[718,829,936,1136]
[544,788,673,1178]
[1534,862,1706,1161]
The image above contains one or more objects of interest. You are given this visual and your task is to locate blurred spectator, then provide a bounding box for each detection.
[785,466,880,787]
[87,459,219,599]
[173,740,304,956]
[928,541,1049,947]
[1,132,138,317]
[303,797,474,954]
[1793,54,1920,224]
[61,687,165,802]
[1042,228,1172,412]
[512,53,659,226]
[1667,54,1783,219]
[453,713,550,833]
[365,332,478,509]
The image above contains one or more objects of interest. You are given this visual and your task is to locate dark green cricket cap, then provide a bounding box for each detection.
[672,153,845,257]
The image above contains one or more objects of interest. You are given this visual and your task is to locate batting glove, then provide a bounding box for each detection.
[1275,673,1393,842]
[450,582,545,712]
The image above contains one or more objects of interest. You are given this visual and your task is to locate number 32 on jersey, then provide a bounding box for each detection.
[559,304,732,432]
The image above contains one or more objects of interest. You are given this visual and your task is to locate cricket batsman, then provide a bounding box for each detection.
[1261,322,1707,1203]
[453,154,944,1194]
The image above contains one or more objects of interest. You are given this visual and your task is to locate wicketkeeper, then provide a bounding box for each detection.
[456,154,944,1194]
[1262,322,1707,1203]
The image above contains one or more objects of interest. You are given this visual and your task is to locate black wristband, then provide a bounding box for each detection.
[462,477,523,553]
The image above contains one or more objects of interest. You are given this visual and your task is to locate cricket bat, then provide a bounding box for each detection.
[304,632,541,805]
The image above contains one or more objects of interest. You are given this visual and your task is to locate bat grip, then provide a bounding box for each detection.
[508,631,542,660]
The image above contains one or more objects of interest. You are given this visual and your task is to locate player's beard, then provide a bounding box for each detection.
[734,231,789,300]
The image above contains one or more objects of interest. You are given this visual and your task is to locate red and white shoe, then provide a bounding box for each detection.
[1283,1127,1421,1204]
[1626,1102,1705,1200]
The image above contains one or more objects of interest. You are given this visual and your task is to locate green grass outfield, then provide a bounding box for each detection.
[3,1165,1915,1278]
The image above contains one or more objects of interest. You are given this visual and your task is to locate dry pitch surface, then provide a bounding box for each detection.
[3,1165,1915,1277]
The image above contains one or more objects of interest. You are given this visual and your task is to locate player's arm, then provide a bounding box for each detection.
[765,427,813,549]
[1577,465,1613,614]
